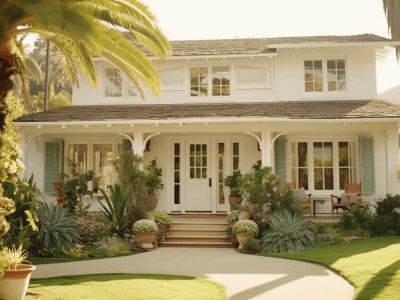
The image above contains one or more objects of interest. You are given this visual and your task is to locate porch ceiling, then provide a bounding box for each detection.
[14,100,400,126]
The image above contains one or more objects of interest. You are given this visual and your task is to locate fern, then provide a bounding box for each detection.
[262,210,315,252]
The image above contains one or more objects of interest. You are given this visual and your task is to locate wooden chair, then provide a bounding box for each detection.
[54,182,67,207]
[331,183,362,217]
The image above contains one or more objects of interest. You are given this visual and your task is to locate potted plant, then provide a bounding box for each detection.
[227,210,240,227]
[232,219,259,249]
[151,211,171,242]
[145,159,164,210]
[224,170,242,210]
[132,219,159,249]
[0,245,36,300]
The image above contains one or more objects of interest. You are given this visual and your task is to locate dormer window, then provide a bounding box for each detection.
[190,66,230,97]
[105,68,123,97]
[304,59,346,93]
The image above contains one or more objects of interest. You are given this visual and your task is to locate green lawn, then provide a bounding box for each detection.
[28,274,225,300]
[262,236,400,300]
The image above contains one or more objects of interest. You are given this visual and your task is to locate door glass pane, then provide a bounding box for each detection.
[93,144,113,191]
[68,144,88,174]
[218,143,225,205]
[189,143,207,179]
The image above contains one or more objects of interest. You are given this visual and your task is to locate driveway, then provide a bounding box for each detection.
[32,247,354,300]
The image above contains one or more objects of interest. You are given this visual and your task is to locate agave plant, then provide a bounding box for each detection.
[34,203,80,252]
[1,245,30,270]
[261,209,315,253]
[97,184,129,234]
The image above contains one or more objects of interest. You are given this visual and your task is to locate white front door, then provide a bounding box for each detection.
[185,140,212,211]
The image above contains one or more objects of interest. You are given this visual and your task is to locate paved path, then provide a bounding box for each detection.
[32,248,354,300]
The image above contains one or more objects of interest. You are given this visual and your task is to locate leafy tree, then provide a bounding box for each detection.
[383,0,400,59]
[0,0,171,232]
[0,0,171,132]
[32,86,71,111]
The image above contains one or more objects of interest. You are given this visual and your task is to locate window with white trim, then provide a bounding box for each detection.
[290,140,357,191]
[190,66,230,97]
[303,59,346,93]
[105,68,123,97]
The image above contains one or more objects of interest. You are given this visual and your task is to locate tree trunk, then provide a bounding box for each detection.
[0,46,17,133]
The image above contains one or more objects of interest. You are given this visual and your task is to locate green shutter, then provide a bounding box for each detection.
[274,137,286,182]
[44,141,63,194]
[123,139,132,151]
[360,137,375,194]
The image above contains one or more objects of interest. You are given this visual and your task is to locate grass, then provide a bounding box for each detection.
[261,236,400,300]
[28,274,225,300]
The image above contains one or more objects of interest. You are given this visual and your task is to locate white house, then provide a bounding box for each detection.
[15,34,400,215]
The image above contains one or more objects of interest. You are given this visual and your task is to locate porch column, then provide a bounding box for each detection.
[133,131,144,157]
[261,130,272,167]
[386,127,400,194]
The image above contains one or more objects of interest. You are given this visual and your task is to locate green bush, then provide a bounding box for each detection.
[34,203,80,253]
[369,214,399,236]
[227,210,240,223]
[76,216,110,244]
[339,206,372,232]
[311,223,343,246]
[151,211,171,227]
[241,236,261,254]
[375,194,400,216]
[261,210,315,253]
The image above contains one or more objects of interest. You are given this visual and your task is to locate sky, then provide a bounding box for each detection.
[141,0,400,94]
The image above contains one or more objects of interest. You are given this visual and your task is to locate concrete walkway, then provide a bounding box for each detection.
[32,247,354,300]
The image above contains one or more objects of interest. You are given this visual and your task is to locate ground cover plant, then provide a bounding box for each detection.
[28,274,225,300]
[261,236,400,300]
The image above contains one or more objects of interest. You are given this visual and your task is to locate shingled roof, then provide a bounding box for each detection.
[15,100,400,124]
[127,34,398,57]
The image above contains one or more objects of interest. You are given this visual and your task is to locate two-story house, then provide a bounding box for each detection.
[15,34,400,215]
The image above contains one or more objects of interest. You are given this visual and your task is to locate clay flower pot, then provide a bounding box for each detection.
[1,264,36,300]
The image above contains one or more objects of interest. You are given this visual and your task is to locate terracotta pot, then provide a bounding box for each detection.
[228,222,235,228]
[236,233,251,249]
[229,196,241,210]
[238,211,251,220]
[149,194,158,210]
[1,264,36,300]
[137,232,157,249]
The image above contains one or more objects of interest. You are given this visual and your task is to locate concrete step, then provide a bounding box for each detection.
[169,222,228,230]
[165,235,229,243]
[159,240,234,248]
[167,229,227,236]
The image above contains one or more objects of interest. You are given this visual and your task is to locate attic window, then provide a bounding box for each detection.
[105,68,123,97]
[304,59,346,93]
[190,66,230,97]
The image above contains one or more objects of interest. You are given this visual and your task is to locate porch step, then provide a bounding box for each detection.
[159,213,234,248]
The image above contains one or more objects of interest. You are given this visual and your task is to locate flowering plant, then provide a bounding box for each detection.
[227,210,240,223]
[232,220,259,237]
[76,216,110,244]
[132,219,158,233]
[151,211,171,227]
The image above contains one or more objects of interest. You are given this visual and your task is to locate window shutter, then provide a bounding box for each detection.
[274,138,286,182]
[360,137,375,194]
[123,139,132,151]
[44,141,63,194]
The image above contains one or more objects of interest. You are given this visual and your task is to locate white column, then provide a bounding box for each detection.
[133,131,144,157]
[261,130,272,167]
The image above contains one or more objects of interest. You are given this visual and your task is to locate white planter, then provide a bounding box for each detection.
[1,264,36,300]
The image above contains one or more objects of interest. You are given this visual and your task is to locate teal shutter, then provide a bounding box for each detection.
[360,137,375,194]
[44,141,63,194]
[274,138,286,182]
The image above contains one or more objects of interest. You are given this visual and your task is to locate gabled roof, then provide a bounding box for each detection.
[15,100,400,125]
[169,34,398,57]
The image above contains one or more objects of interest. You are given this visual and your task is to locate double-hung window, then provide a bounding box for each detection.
[190,66,231,97]
[303,59,346,93]
[290,139,357,192]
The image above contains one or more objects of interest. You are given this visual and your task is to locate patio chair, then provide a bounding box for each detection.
[331,183,362,217]
[54,182,67,207]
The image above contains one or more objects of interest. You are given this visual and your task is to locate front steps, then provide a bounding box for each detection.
[159,213,234,248]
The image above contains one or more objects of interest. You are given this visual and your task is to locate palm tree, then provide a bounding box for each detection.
[383,0,400,59]
[0,0,171,132]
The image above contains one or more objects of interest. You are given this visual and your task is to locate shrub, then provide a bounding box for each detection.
[232,220,259,236]
[227,210,240,223]
[375,194,400,216]
[132,219,158,234]
[311,223,343,246]
[339,206,372,232]
[369,214,398,236]
[76,216,110,244]
[261,210,315,253]
[241,236,261,254]
[34,203,80,253]
[151,211,171,227]
[93,236,131,257]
